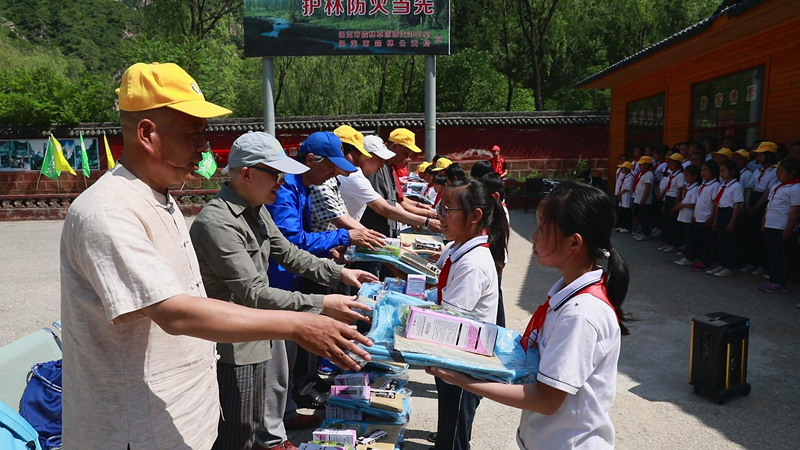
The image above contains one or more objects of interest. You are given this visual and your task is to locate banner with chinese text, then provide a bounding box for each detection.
[244,0,450,56]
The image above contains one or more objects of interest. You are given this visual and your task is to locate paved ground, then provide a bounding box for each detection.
[2,211,799,449]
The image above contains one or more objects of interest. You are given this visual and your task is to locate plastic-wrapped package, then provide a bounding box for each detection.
[327,393,411,424]
[358,291,540,384]
[344,247,438,284]
[381,277,406,293]
[318,421,406,450]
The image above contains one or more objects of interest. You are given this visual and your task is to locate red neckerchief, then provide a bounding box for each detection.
[633,168,651,193]
[618,173,626,193]
[520,279,616,352]
[665,170,682,193]
[434,190,444,207]
[714,180,738,205]
[758,166,771,183]
[437,242,491,305]
[491,157,505,175]
[771,179,800,198]
[698,180,715,197]
[682,182,698,201]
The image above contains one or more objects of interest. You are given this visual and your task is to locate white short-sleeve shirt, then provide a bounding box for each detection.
[633,171,654,205]
[665,171,686,198]
[614,169,624,195]
[338,167,382,222]
[619,174,633,208]
[694,180,720,222]
[716,179,744,208]
[765,182,800,230]
[682,160,692,169]
[739,167,754,191]
[678,182,699,223]
[517,269,620,450]
[61,165,218,450]
[754,166,779,193]
[436,235,498,323]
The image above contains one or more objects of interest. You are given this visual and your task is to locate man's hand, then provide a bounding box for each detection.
[293,316,372,371]
[330,245,348,263]
[322,294,371,323]
[427,218,442,233]
[340,268,379,288]
[348,228,387,250]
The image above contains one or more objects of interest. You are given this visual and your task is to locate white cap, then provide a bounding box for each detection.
[224,131,309,174]
[363,135,396,161]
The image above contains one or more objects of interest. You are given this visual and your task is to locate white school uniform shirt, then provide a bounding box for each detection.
[682,160,692,169]
[632,162,640,176]
[705,153,713,161]
[678,182,699,223]
[764,182,800,231]
[653,161,667,196]
[716,179,744,208]
[694,180,720,222]
[436,235,498,323]
[747,160,760,172]
[664,171,685,198]
[739,167,754,191]
[633,171,654,205]
[613,169,624,195]
[657,168,670,196]
[338,168,383,222]
[754,166,779,193]
[517,269,620,450]
[619,174,633,208]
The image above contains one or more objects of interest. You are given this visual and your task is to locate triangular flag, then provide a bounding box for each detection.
[52,135,76,176]
[79,133,91,178]
[103,132,115,169]
[40,137,59,181]
[195,143,217,180]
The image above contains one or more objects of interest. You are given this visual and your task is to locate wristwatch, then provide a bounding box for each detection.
[423,217,430,230]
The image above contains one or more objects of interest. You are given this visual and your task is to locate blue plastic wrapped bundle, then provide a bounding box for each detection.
[343,247,438,284]
[359,291,540,384]
[327,394,411,424]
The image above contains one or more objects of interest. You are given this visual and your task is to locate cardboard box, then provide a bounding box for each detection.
[405,274,427,299]
[325,406,363,421]
[330,385,371,400]
[334,373,370,386]
[312,429,358,447]
[404,307,498,356]
[300,442,354,450]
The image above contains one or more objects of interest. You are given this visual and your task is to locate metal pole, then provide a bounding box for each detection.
[424,56,436,161]
[262,57,276,136]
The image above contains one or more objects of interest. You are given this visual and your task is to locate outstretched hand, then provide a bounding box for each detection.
[293,316,372,371]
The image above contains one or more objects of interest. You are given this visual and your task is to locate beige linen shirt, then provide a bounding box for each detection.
[61,165,219,450]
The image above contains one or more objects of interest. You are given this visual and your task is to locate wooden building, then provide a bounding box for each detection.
[576,0,800,186]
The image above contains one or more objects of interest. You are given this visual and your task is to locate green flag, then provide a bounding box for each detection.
[40,136,59,181]
[79,133,91,178]
[195,143,217,180]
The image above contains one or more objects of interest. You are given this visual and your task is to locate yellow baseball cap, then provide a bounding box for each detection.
[415,161,432,173]
[735,149,750,160]
[431,157,453,171]
[636,156,653,165]
[754,141,778,153]
[618,161,634,170]
[668,153,684,163]
[334,125,369,157]
[389,128,422,153]
[116,62,232,118]
[712,148,734,158]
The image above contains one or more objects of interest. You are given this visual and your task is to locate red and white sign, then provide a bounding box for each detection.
[714,93,724,108]
[746,85,757,102]
[729,89,738,106]
[700,96,708,111]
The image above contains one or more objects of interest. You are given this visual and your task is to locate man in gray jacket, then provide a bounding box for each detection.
[190,131,378,450]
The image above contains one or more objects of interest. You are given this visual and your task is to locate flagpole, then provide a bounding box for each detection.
[35,172,42,190]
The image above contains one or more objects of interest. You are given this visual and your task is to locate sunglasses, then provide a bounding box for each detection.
[249,165,286,183]
[436,204,464,218]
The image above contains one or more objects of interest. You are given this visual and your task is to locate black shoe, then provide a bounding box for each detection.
[426,433,437,443]
[294,390,328,409]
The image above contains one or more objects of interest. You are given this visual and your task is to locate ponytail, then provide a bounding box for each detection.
[605,248,630,335]
[448,180,509,274]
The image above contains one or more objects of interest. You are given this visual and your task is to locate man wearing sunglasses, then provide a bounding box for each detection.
[190,131,379,450]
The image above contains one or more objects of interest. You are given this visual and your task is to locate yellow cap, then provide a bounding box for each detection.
[636,156,653,165]
[713,148,734,158]
[618,161,634,170]
[431,157,453,172]
[735,149,750,160]
[334,125,369,157]
[415,161,432,173]
[116,63,232,118]
[668,153,684,163]
[389,128,422,153]
[754,141,778,153]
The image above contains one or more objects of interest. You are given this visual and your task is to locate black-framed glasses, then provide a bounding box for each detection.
[249,165,286,183]
[437,204,464,218]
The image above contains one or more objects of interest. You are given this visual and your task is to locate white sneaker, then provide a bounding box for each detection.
[661,245,677,253]
[652,230,663,239]
[740,264,756,273]
[677,252,685,257]
[715,268,734,278]
[675,258,692,266]
[619,228,629,234]
[763,274,771,280]
[658,245,669,251]
[706,266,724,275]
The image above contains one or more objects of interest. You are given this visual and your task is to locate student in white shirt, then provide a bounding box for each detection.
[759,158,800,293]
[745,142,780,276]
[631,146,642,176]
[616,162,634,233]
[708,160,744,278]
[632,156,654,240]
[651,146,669,234]
[732,149,757,273]
[427,181,628,450]
[673,165,700,266]
[691,161,720,272]
[431,180,508,450]
[613,154,628,207]
[657,153,686,252]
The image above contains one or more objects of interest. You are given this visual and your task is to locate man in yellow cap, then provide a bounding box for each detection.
[59,62,372,450]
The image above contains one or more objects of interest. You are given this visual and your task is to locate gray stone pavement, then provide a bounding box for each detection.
[1,211,799,448]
